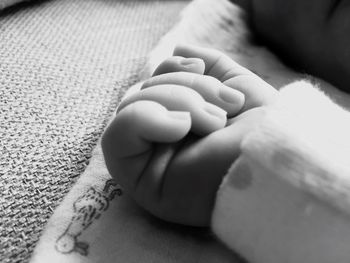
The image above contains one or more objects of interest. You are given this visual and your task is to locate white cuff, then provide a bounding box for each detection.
[211,81,350,263]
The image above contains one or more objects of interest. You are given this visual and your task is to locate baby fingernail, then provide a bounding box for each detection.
[203,103,227,120]
[219,87,244,104]
[180,57,203,67]
[167,111,191,121]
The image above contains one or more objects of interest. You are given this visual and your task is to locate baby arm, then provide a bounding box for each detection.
[102,45,277,226]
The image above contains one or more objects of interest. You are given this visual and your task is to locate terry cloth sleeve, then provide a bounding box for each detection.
[211,81,350,263]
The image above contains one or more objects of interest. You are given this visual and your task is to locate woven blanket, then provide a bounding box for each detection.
[0,1,187,262]
[28,0,350,263]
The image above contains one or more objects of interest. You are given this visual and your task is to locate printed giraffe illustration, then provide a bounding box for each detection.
[55,179,122,256]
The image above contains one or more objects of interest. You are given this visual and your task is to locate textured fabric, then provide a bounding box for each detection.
[0,1,187,262]
[31,0,350,263]
[212,82,350,263]
[31,140,240,263]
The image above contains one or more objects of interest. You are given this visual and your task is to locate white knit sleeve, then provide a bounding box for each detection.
[211,81,350,263]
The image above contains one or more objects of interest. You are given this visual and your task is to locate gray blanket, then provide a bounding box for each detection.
[0,1,188,262]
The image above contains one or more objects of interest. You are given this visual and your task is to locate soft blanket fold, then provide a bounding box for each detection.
[31,0,350,262]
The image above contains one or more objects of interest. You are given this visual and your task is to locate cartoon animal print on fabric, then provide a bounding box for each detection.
[55,179,122,256]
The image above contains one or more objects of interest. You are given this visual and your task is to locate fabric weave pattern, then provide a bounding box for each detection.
[0,0,187,262]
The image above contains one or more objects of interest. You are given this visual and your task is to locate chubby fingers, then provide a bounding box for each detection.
[152,56,205,76]
[142,72,245,117]
[173,44,252,81]
[102,101,191,192]
[118,85,227,136]
[172,45,277,110]
[224,75,278,111]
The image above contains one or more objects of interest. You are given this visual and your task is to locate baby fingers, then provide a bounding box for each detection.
[224,74,277,111]
[102,100,191,192]
[173,44,252,81]
[142,72,245,117]
[118,85,227,136]
[152,56,205,76]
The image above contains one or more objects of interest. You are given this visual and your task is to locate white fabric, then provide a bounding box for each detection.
[212,82,350,263]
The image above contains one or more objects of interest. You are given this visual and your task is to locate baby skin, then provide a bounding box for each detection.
[102,45,277,226]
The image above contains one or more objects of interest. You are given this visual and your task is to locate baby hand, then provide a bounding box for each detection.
[102,45,277,226]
